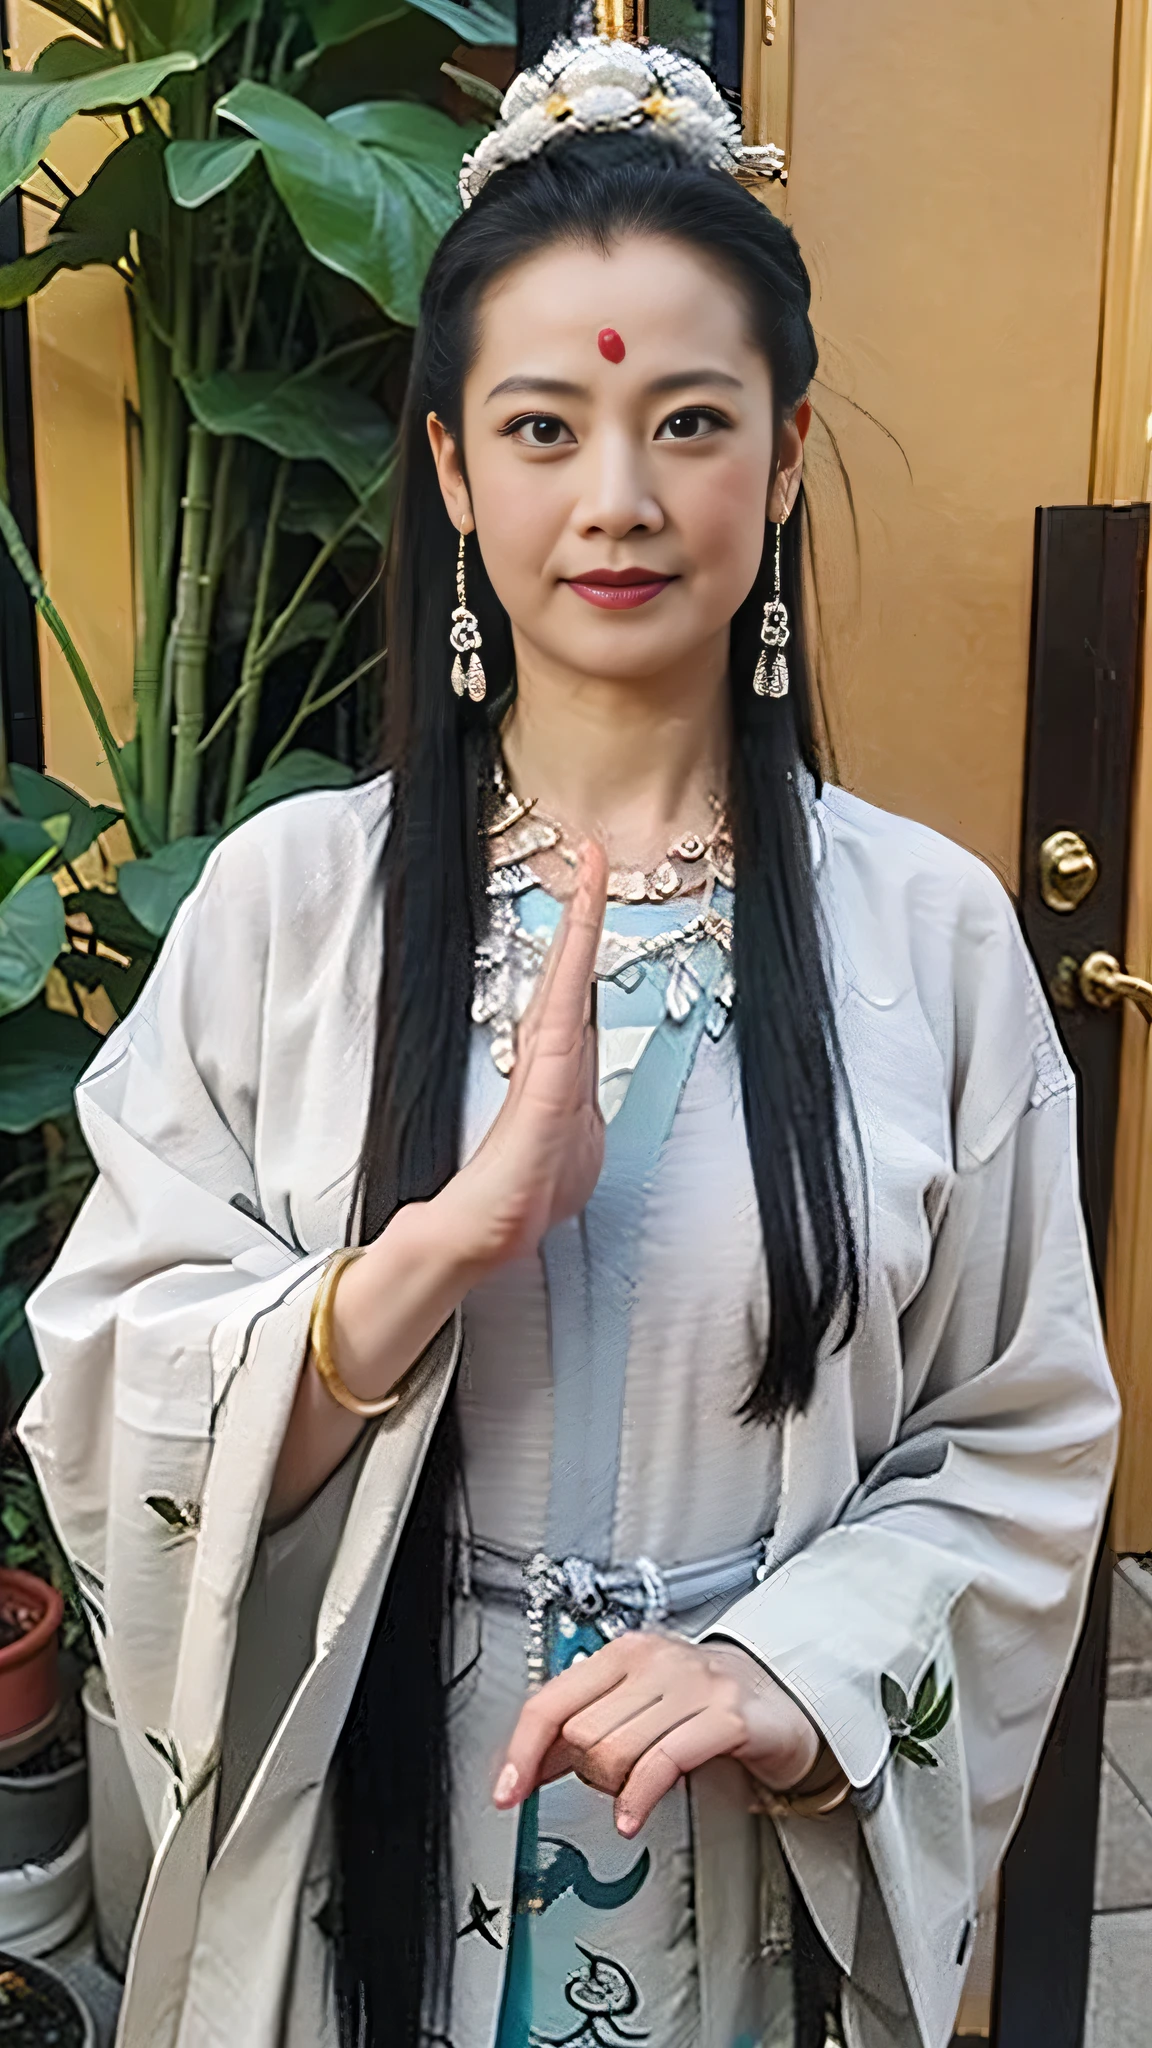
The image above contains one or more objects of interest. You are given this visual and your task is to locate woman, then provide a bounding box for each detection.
[21,35,1118,2048]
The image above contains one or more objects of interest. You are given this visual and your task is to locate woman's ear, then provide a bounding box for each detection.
[426,412,474,533]
[768,407,807,523]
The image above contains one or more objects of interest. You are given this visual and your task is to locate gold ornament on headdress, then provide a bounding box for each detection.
[595,0,648,40]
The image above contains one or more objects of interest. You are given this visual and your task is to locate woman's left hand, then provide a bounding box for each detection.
[493,1632,821,1837]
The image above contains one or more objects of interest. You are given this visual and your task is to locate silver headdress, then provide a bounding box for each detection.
[459,36,784,209]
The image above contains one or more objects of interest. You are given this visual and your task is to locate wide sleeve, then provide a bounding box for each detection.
[702,866,1120,2048]
[19,814,349,1841]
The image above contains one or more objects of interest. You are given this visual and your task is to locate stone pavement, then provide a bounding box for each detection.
[1085,1557,1152,2048]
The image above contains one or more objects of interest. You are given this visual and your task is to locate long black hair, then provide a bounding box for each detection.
[332,129,862,2046]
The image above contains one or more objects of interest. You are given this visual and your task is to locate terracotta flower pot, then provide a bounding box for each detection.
[0,1568,64,1748]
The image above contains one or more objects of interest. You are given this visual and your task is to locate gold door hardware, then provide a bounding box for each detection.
[1038,831,1099,913]
[1076,951,1152,1023]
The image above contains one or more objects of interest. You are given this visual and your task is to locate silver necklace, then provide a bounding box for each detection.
[486,759,735,901]
[474,862,734,1075]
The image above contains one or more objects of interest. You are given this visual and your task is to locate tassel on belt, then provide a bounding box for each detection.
[468,1535,772,1691]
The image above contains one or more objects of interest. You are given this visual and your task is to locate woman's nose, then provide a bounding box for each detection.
[574,433,664,540]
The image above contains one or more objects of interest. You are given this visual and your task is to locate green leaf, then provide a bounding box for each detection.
[215,79,464,324]
[440,62,504,113]
[0,1281,31,1351]
[0,1198,48,1258]
[0,875,66,1015]
[272,600,340,660]
[912,1666,938,1727]
[281,458,395,548]
[22,0,111,46]
[359,456,397,546]
[165,135,259,208]
[0,232,110,309]
[280,465,359,545]
[57,947,150,1020]
[329,98,484,167]
[183,365,395,501]
[229,749,354,826]
[144,1493,198,1532]
[329,99,482,245]
[144,1726,178,1771]
[299,0,409,49]
[115,1,219,59]
[0,52,200,208]
[0,1005,100,1132]
[9,764,120,865]
[117,837,217,938]
[1,1502,32,1541]
[0,816,59,904]
[33,37,122,82]
[405,0,516,45]
[66,885,155,959]
[880,1673,908,1724]
[299,2,458,107]
[916,1679,955,1744]
[894,1736,939,1771]
[118,734,142,797]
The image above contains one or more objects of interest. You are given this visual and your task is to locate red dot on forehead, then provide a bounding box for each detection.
[597,327,626,364]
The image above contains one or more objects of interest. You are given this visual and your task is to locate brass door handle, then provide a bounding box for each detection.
[1078,951,1152,1024]
[1039,831,1099,913]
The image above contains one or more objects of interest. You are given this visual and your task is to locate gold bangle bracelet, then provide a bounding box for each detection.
[309,1248,401,1419]
[748,1746,852,1821]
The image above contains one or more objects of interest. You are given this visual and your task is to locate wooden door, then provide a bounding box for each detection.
[1091,0,1152,1563]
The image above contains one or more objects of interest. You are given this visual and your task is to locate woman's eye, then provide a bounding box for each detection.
[656,407,729,441]
[505,414,575,448]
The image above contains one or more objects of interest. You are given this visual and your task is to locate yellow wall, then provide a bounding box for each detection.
[11,0,137,810]
[13,0,1122,886]
[781,0,1118,888]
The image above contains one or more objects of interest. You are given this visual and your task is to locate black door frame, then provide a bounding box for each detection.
[0,0,43,773]
[993,502,1149,2048]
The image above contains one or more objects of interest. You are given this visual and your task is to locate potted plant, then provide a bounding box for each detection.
[0,1950,96,2047]
[0,1440,92,1954]
[0,1567,62,1758]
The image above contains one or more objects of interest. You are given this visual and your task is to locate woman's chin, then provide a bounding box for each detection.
[518,608,728,689]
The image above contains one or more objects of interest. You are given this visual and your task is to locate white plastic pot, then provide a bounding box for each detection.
[80,1666,152,1977]
[0,1824,91,1955]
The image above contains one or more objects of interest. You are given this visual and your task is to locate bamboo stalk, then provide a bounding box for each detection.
[163,218,229,843]
[0,497,152,849]
[166,424,215,839]
[130,304,169,825]
[224,461,290,816]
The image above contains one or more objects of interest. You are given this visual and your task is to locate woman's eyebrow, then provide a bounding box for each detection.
[486,374,587,401]
[646,369,744,396]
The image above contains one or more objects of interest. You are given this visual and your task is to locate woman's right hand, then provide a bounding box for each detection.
[435,835,608,1268]
[272,839,606,1519]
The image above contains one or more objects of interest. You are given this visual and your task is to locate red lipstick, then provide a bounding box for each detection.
[565,567,676,610]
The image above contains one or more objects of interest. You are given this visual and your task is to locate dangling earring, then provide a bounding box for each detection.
[450,523,486,703]
[753,514,790,699]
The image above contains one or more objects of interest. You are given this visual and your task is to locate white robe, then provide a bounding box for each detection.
[19,773,1118,2048]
